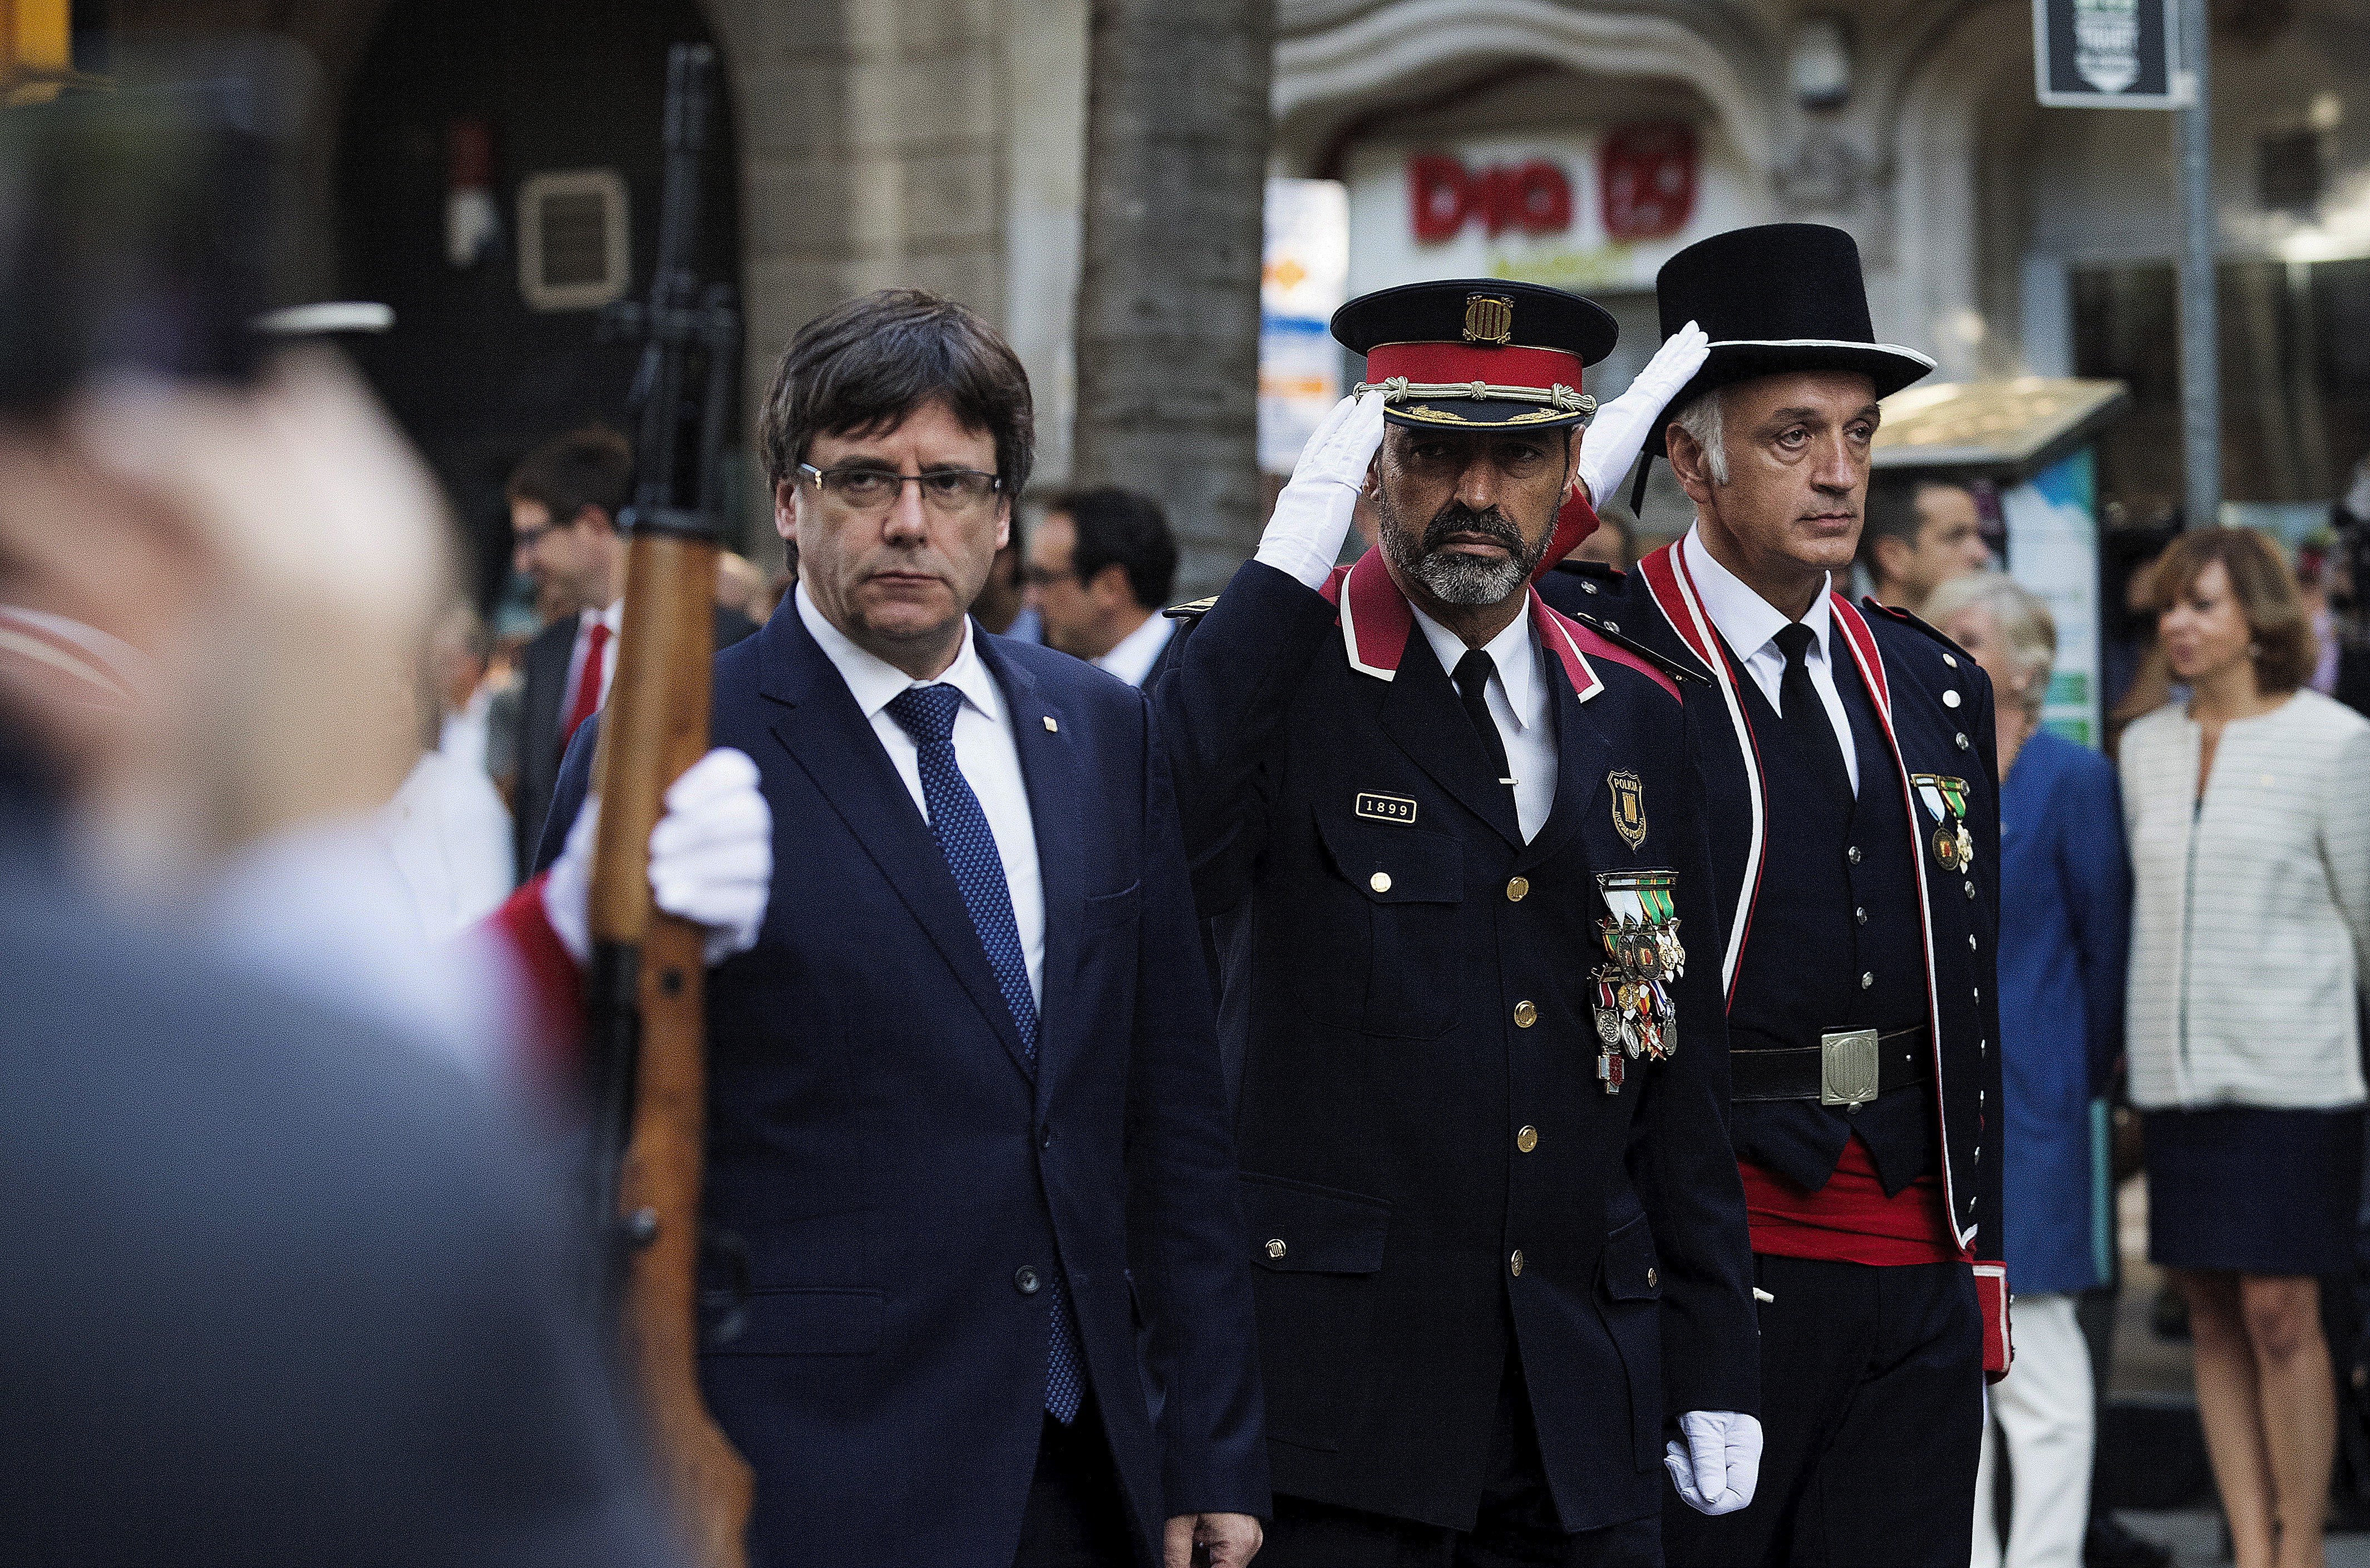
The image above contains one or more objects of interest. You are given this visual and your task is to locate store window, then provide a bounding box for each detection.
[2071,256,2370,527]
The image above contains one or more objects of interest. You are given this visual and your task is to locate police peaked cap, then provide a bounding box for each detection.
[1332,278,1619,433]
[1647,223,1935,455]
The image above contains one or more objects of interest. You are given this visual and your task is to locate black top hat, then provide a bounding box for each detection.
[1647,224,1933,455]
[1332,278,1618,433]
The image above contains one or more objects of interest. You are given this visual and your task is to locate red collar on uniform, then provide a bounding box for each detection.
[1317,548,1678,702]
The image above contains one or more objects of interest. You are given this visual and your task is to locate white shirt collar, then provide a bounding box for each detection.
[1408,599,1543,733]
[1093,610,1176,687]
[1679,524,1834,667]
[796,581,1004,726]
[588,599,624,635]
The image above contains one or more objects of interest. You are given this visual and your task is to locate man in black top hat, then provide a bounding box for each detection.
[1154,279,1762,1566]
[1538,224,2009,1568]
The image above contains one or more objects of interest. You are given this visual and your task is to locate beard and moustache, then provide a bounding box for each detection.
[1373,487,1549,607]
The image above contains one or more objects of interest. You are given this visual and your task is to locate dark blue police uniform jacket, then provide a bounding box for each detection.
[1541,547,2005,1294]
[544,601,1268,1567]
[1152,553,1758,1535]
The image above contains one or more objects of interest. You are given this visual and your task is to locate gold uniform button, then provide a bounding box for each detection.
[1369,871,1393,894]
[1513,1000,1539,1028]
[1265,1239,1287,1259]
[1506,876,1530,902]
[1509,1250,1525,1276]
[1516,1125,1539,1153]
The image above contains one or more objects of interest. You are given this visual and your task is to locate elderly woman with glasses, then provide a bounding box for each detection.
[1928,570,2131,1568]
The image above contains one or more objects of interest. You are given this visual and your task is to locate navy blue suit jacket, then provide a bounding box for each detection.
[544,603,1267,1567]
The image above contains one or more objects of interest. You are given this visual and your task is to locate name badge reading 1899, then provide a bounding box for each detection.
[1356,792,1419,826]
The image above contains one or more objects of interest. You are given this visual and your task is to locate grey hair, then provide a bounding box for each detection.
[1669,387,1728,486]
[1924,569,2056,718]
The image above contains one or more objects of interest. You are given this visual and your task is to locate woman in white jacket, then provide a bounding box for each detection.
[2122,526,2370,1568]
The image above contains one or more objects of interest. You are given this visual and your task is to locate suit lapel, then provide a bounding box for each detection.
[1377,625,1525,849]
[757,609,1034,1082]
[1516,648,1609,872]
[524,619,573,771]
[979,637,1083,1103]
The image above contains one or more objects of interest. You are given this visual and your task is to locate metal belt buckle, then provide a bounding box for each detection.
[1819,1029,1881,1108]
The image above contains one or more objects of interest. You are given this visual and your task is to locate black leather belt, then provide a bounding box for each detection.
[1730,1026,1930,1108]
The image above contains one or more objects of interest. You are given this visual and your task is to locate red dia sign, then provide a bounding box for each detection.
[1599,123,1698,241]
[1407,155,1574,242]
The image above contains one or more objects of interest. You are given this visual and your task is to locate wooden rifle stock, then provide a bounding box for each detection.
[583,41,752,1567]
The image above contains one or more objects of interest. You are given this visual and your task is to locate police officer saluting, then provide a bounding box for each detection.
[1154,280,1761,1566]
[1539,224,2009,1568]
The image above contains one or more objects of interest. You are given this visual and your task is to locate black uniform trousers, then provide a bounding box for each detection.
[1013,1393,1140,1568]
[1662,1256,1983,1568]
[1262,1327,1658,1568]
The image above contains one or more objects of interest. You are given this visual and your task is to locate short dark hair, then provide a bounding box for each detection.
[1860,474,1940,567]
[505,427,633,529]
[2151,526,2316,695]
[1046,486,1177,609]
[758,288,1033,497]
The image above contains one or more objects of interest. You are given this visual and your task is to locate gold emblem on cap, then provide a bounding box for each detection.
[1462,294,1514,346]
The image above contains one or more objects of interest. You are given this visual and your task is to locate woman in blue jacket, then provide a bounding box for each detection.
[1931,571,2132,1568]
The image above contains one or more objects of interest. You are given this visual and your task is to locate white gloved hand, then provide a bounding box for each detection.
[538,747,772,967]
[1254,390,1388,590]
[1663,1409,1762,1516]
[1575,321,1711,507]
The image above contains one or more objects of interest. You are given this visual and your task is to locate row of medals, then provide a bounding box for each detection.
[1591,911,1683,1095]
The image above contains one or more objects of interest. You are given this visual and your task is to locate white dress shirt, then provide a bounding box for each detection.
[797,584,1046,1005]
[1093,610,1176,689]
[1680,526,1860,794]
[1410,603,1558,842]
[378,748,516,940]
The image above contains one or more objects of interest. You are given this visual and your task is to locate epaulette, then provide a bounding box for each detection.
[1163,594,1219,621]
[1549,558,1626,584]
[1860,595,1972,662]
[1563,608,1704,684]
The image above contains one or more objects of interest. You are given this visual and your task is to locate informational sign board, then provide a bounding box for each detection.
[2003,448,2105,746]
[1259,176,1349,474]
[2033,0,2183,109]
[1341,124,1753,298]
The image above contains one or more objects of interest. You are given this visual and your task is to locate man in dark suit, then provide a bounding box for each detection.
[1538,225,2008,1568]
[1153,279,1760,1566]
[506,427,757,879]
[540,288,1266,1567]
[1024,486,1181,688]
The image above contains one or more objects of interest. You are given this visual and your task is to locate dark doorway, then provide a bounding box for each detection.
[336,0,741,614]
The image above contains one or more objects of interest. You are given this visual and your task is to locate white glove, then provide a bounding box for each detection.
[1575,321,1711,507]
[1664,1409,1762,1516]
[539,747,773,967]
[1254,391,1387,590]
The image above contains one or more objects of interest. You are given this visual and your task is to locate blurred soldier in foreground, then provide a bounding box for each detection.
[0,69,713,1565]
[1154,279,1760,1566]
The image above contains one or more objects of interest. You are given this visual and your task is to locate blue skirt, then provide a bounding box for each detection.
[2145,1106,2365,1276]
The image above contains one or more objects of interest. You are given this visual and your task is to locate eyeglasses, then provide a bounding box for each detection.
[797,462,1004,516]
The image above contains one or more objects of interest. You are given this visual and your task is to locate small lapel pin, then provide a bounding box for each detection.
[1042,715,1058,732]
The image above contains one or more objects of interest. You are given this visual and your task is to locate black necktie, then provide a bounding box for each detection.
[1773,623,1854,804]
[1451,649,1514,788]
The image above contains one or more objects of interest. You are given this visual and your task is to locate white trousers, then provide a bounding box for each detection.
[1972,1292,2096,1568]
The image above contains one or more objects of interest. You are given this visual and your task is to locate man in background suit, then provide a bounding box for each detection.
[505,427,757,879]
[1025,486,1181,688]
[539,288,1266,1567]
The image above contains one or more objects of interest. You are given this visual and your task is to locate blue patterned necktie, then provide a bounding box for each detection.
[883,682,1084,1424]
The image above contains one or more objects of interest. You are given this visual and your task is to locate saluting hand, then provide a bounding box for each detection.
[1252,388,1387,590]
[1664,1408,1762,1516]
[1573,320,1711,508]
[1164,1510,1262,1568]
